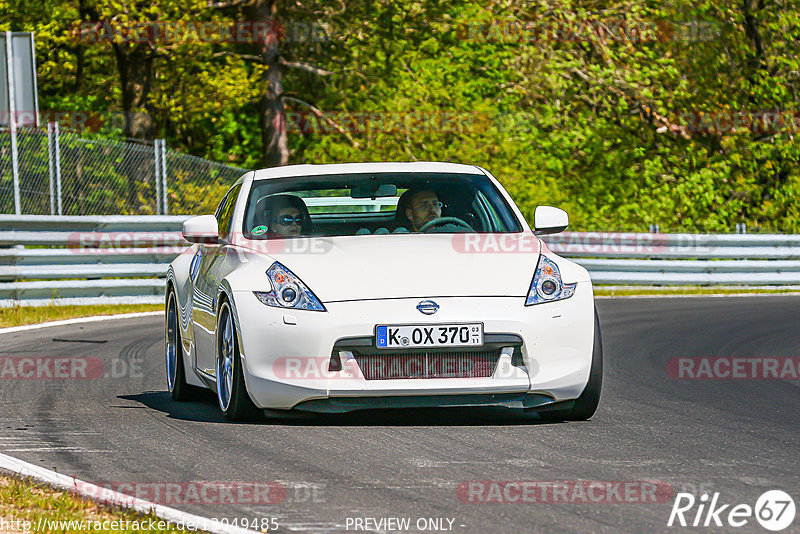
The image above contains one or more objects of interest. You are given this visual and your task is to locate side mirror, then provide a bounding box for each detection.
[182,215,219,244]
[533,206,569,235]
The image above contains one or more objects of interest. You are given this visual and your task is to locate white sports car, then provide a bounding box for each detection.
[165,162,602,421]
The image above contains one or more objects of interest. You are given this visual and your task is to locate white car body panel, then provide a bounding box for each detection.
[230,279,594,409]
[238,234,544,301]
[166,162,597,413]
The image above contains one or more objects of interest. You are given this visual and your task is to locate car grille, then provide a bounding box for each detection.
[353,350,500,380]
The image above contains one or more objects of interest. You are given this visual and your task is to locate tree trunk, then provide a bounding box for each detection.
[112,42,154,139]
[246,0,289,167]
[111,42,155,208]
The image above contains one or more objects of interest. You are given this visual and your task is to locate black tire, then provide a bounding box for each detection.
[539,308,603,421]
[166,289,192,401]
[216,300,263,421]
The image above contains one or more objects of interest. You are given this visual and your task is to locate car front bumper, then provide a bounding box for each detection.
[231,282,595,410]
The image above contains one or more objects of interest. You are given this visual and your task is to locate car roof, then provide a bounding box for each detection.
[249,162,485,182]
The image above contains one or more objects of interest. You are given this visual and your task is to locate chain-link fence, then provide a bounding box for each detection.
[0,125,248,215]
[165,147,249,216]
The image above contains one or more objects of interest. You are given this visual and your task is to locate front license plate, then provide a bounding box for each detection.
[375,323,483,349]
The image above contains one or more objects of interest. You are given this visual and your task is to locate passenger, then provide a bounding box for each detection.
[253,194,313,238]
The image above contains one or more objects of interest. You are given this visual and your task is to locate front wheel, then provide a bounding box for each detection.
[216,300,262,421]
[166,290,191,401]
[539,308,603,422]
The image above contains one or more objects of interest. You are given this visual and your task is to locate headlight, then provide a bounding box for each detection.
[525,255,576,306]
[253,262,326,311]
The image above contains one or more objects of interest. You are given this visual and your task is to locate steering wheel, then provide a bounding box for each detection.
[418,216,474,233]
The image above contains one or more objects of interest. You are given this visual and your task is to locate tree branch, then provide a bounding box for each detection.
[213,51,263,62]
[292,0,345,16]
[742,0,765,66]
[207,0,256,9]
[279,58,332,76]
[647,107,692,140]
[568,68,692,140]
[283,96,360,148]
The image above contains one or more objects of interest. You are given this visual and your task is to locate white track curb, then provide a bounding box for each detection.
[0,309,259,534]
[0,311,163,335]
[0,452,258,534]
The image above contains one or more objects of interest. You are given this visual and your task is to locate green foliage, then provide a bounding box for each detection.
[2,0,798,231]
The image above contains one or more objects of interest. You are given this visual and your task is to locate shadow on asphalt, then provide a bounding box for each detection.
[119,391,562,427]
[119,390,227,424]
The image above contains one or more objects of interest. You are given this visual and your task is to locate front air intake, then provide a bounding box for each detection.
[352,350,499,380]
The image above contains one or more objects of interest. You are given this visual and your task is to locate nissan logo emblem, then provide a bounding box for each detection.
[416,300,440,315]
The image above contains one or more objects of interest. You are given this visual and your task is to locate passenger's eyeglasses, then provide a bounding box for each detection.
[415,201,443,209]
[275,215,305,226]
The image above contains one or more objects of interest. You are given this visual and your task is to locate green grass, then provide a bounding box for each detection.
[594,287,800,297]
[0,475,190,533]
[0,287,797,329]
[0,304,162,328]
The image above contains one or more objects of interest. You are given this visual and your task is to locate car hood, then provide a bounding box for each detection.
[242,233,541,302]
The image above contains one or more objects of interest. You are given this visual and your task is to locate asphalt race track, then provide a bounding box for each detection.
[1,296,798,533]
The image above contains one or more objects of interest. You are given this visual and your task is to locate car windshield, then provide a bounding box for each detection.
[242,172,523,239]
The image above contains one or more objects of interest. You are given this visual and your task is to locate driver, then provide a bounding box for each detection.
[403,188,442,232]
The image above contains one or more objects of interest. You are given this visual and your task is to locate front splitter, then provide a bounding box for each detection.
[291,392,556,413]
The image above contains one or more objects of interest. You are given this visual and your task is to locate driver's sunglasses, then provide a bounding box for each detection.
[275,215,305,226]
[416,201,443,210]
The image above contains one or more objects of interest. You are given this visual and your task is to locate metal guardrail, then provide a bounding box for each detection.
[546,232,800,285]
[1,215,799,306]
[0,215,188,305]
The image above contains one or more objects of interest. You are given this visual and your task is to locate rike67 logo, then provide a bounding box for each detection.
[668,490,796,531]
